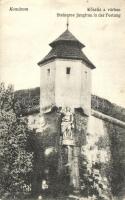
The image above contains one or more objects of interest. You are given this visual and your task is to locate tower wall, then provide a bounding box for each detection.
[55,59,82,109]
[40,61,56,112]
[55,59,91,116]
[40,58,91,115]
[80,62,91,116]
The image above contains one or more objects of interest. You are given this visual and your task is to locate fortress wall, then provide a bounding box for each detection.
[27,110,62,195]
[30,111,61,150]
[85,114,125,199]
[104,122,125,198]
[86,115,110,165]
[27,110,125,198]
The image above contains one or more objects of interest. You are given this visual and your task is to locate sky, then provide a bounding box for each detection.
[0,0,125,107]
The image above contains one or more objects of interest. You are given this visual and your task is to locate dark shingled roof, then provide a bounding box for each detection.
[49,29,85,48]
[38,29,96,69]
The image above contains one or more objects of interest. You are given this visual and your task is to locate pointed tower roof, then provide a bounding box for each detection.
[49,29,85,48]
[38,29,95,69]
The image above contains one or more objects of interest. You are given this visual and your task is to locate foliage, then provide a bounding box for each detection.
[91,95,125,122]
[79,150,110,200]
[14,87,40,116]
[0,83,33,199]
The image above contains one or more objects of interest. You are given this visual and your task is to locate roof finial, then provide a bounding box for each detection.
[66,16,69,30]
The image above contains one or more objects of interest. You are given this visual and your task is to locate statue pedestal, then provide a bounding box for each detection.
[62,138,75,146]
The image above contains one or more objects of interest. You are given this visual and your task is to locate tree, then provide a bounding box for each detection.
[0,83,33,199]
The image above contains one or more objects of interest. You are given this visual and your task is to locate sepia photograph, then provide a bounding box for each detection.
[0,0,125,199]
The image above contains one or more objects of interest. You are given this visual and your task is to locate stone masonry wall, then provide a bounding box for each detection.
[27,110,125,199]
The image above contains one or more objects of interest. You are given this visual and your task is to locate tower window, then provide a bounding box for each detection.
[47,68,50,75]
[66,67,71,74]
[85,71,87,78]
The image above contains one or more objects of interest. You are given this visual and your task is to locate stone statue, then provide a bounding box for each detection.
[61,107,74,139]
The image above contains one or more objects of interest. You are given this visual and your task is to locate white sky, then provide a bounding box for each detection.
[0,0,125,107]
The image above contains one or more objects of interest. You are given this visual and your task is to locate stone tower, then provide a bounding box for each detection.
[37,27,95,193]
[38,28,95,116]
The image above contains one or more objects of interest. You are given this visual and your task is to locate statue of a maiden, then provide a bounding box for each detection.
[61,107,75,139]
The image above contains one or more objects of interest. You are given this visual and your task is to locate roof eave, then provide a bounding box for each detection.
[38,56,96,69]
